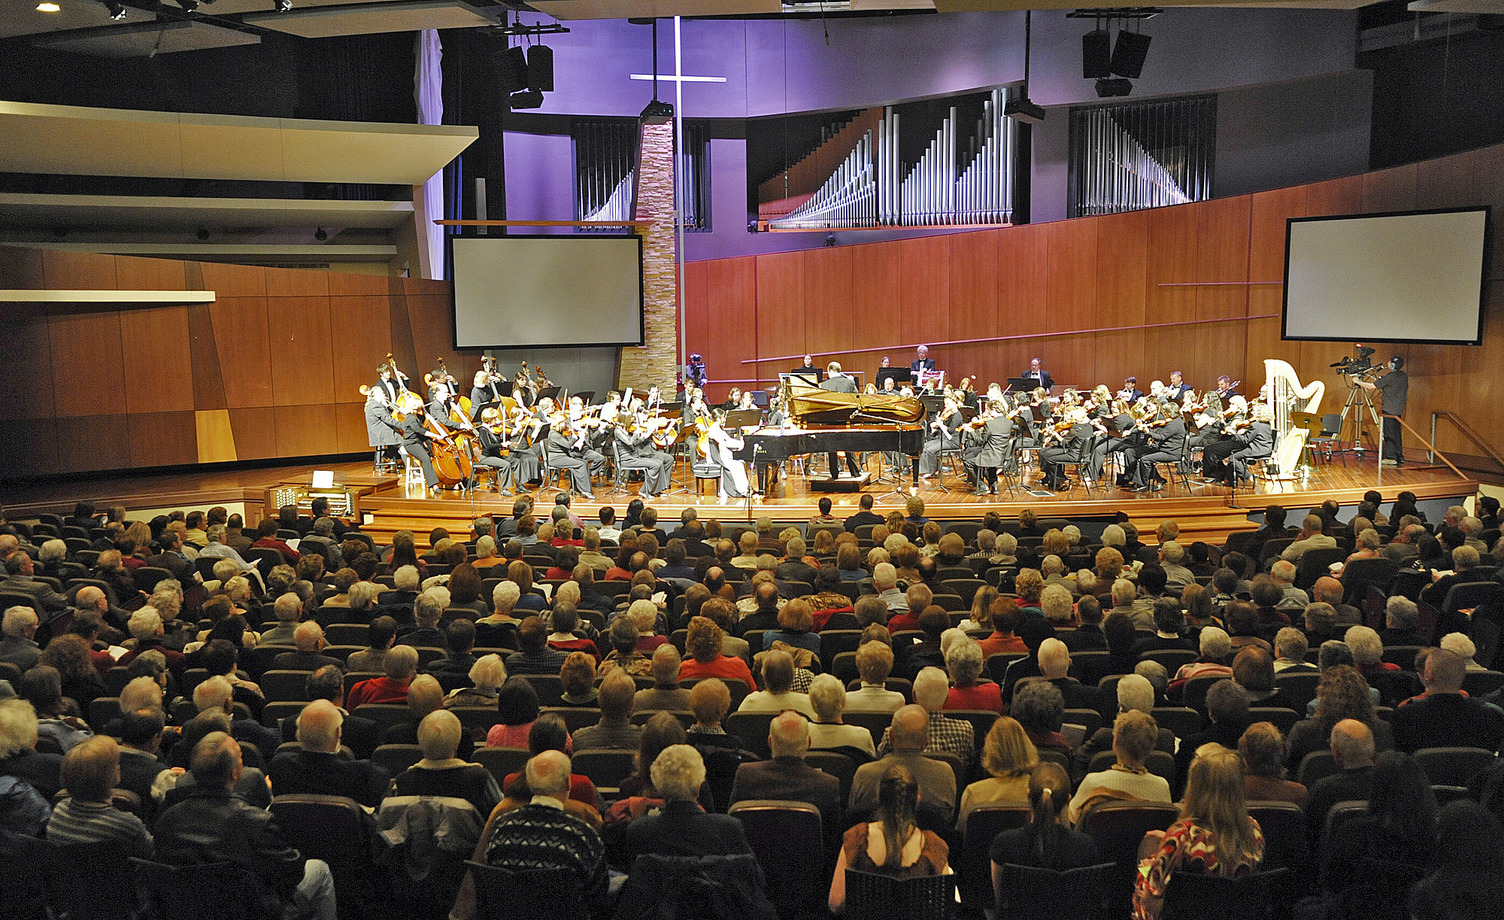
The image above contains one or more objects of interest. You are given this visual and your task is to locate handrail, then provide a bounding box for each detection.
[1430,412,1504,474]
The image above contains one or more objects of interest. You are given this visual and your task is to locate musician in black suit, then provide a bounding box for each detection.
[910,345,936,375]
[1197,395,1248,481]
[1166,370,1193,401]
[381,397,441,493]
[1214,375,1241,399]
[919,394,963,480]
[1039,408,1092,491]
[1225,403,1276,486]
[793,354,822,385]
[818,362,863,478]
[543,400,597,499]
[1132,402,1188,492]
[469,367,507,419]
[1117,376,1144,403]
[1021,357,1053,391]
[962,398,1013,495]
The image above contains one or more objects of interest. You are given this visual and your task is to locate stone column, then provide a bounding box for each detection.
[618,119,678,392]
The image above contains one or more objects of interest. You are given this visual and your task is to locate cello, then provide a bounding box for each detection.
[420,408,472,490]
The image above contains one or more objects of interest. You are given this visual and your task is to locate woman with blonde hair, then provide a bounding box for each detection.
[957,716,1037,827]
[959,585,998,633]
[1133,747,1264,920]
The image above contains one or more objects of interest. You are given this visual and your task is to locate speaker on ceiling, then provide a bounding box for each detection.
[1111,31,1152,79]
[527,45,554,93]
[495,46,529,94]
[1082,29,1112,80]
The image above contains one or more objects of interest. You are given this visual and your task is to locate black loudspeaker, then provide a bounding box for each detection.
[494,45,529,93]
[1082,29,1112,79]
[1111,31,1152,79]
[526,45,554,93]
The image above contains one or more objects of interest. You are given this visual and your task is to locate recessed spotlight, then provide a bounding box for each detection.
[105,0,127,18]
[314,227,328,241]
[37,2,63,12]
[274,0,291,10]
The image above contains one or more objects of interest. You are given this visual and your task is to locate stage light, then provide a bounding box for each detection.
[639,98,673,125]
[494,45,528,94]
[1095,78,1133,98]
[1111,31,1152,79]
[105,1,128,18]
[1082,29,1111,79]
[37,2,62,11]
[274,0,291,10]
[178,0,198,11]
[526,44,554,93]
[314,227,327,241]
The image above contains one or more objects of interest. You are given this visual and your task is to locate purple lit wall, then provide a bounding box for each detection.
[495,9,1367,259]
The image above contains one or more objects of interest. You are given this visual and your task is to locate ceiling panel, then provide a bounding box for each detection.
[0,194,415,231]
[240,0,499,37]
[0,101,476,186]
[0,0,156,40]
[30,20,262,57]
[529,0,781,20]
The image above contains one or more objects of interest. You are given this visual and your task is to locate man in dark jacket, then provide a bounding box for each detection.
[154,731,337,920]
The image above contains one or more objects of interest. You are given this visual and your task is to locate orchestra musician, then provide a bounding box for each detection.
[1117,376,1144,403]
[911,345,936,374]
[470,363,507,419]
[1039,407,1092,491]
[541,397,598,499]
[919,393,963,481]
[1214,375,1241,399]
[474,407,522,495]
[793,354,821,385]
[1223,402,1276,486]
[706,409,750,502]
[1131,401,1188,493]
[1166,370,1193,401]
[364,385,401,472]
[962,397,1013,496]
[426,361,457,403]
[1196,395,1248,480]
[819,362,864,479]
[1022,357,1053,391]
[374,364,404,404]
[380,396,443,494]
[1103,398,1144,488]
[612,402,673,498]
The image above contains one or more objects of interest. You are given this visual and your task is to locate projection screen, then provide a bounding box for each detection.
[450,234,644,349]
[1282,207,1490,346]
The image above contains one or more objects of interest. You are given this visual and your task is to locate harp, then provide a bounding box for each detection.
[1263,359,1325,478]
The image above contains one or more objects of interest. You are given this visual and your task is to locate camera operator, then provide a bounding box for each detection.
[1358,356,1408,466]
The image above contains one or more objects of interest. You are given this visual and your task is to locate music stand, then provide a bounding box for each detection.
[574,391,595,404]
[1006,377,1038,393]
[788,369,823,385]
[725,409,763,429]
[750,390,770,409]
[537,386,562,402]
[876,368,913,390]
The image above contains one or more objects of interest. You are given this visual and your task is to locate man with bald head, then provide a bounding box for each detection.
[728,709,841,836]
[267,699,388,806]
[271,622,342,672]
[1305,718,1377,837]
[453,750,611,920]
[155,731,338,920]
[1310,576,1361,629]
[1392,647,1504,753]
[848,704,957,823]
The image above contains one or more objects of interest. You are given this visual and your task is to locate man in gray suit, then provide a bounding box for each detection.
[847,704,956,825]
[818,362,863,478]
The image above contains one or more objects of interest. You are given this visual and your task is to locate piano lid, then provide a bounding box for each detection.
[786,383,924,426]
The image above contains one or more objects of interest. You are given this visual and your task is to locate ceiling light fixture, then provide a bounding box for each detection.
[275,0,291,10]
[178,0,198,11]
[314,228,327,241]
[37,2,62,12]
[105,0,127,18]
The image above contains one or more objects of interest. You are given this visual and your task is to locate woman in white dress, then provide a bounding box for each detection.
[707,408,749,502]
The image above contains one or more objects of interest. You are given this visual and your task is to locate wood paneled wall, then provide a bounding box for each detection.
[0,250,483,479]
[685,143,1504,459]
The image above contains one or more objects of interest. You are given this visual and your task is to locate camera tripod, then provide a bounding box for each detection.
[1338,375,1381,455]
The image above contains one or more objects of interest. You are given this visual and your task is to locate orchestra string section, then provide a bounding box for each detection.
[358,346,1347,503]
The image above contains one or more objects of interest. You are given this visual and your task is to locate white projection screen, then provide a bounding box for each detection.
[1282,207,1490,345]
[450,235,644,349]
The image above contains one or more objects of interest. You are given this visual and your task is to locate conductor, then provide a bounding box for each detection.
[1022,357,1054,391]
[1358,356,1409,466]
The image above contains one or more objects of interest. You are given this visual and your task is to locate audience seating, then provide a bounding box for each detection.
[728,800,827,919]
[1245,801,1309,873]
[1078,801,1181,920]
[539,706,601,735]
[130,858,261,920]
[571,749,636,792]
[1412,746,1496,787]
[370,743,424,776]
[957,805,1030,909]
[472,746,530,784]
[271,793,387,918]
[1159,868,1289,920]
[1087,750,1177,788]
[351,703,413,735]
[467,862,584,920]
[994,861,1115,920]
[844,869,955,920]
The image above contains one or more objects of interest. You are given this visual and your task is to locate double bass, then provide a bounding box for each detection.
[415,400,472,490]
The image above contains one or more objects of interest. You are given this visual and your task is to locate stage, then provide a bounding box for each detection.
[3,450,1476,550]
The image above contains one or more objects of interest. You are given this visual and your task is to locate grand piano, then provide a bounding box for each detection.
[732,385,927,488]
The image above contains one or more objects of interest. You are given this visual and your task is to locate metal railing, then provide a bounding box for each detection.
[1429,411,1504,475]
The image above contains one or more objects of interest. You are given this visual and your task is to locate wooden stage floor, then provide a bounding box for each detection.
[2,452,1476,548]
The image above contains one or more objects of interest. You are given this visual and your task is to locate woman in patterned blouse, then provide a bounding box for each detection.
[1132,745,1265,920]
